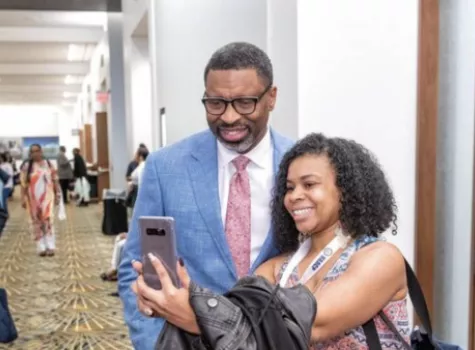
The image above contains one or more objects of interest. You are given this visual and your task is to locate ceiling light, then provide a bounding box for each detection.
[67,44,85,61]
[63,92,77,98]
[64,75,73,85]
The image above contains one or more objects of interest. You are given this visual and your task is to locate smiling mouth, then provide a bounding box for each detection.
[219,127,249,142]
[292,208,313,217]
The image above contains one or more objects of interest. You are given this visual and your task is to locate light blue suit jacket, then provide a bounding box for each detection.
[118,128,294,350]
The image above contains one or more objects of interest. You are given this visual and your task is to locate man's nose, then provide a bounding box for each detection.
[220,103,241,125]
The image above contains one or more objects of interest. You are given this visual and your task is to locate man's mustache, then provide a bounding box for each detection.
[217,124,249,130]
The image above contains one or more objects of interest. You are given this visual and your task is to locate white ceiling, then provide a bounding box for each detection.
[0,11,106,27]
[0,10,106,107]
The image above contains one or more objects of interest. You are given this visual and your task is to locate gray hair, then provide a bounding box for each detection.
[204,42,273,86]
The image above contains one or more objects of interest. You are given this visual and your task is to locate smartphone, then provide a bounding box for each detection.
[139,216,178,289]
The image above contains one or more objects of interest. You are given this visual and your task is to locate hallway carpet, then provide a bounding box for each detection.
[0,201,132,349]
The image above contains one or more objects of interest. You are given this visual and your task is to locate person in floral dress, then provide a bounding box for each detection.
[21,144,61,257]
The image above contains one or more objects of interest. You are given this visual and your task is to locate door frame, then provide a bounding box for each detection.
[470,155,475,350]
[414,0,439,322]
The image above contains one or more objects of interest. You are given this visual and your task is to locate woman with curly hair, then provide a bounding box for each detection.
[253,132,409,348]
[132,133,409,349]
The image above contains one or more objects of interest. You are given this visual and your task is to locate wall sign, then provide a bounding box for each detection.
[96,90,110,104]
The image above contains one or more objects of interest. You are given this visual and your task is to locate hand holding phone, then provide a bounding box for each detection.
[139,216,178,289]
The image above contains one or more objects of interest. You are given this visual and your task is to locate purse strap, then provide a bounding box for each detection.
[403,258,433,336]
[363,257,435,349]
[378,311,411,349]
[362,320,383,349]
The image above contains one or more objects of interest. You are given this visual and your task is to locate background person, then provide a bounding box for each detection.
[57,146,74,204]
[0,153,13,214]
[20,144,61,257]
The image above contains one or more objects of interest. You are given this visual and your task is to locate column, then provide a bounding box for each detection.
[107,13,129,189]
[294,0,420,265]
[129,37,153,151]
[435,1,475,347]
[148,0,162,150]
[267,0,420,318]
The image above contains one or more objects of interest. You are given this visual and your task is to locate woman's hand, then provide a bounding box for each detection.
[131,254,200,334]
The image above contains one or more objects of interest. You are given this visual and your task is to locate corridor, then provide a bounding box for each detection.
[0,202,131,349]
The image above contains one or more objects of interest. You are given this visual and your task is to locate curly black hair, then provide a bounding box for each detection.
[271,133,398,253]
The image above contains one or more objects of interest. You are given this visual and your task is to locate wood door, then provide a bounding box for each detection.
[414,0,439,323]
[96,112,109,168]
[84,124,93,163]
[471,251,475,350]
[79,129,85,155]
[95,112,110,200]
[470,144,475,350]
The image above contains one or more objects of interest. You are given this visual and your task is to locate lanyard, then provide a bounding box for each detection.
[279,235,348,287]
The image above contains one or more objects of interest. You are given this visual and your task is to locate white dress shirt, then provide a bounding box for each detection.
[0,163,13,188]
[130,162,146,187]
[217,129,273,265]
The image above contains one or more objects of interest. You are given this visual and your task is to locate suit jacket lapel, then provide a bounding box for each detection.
[188,132,236,277]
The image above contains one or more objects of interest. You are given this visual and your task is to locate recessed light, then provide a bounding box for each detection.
[68,44,85,62]
[64,75,73,85]
[63,92,76,98]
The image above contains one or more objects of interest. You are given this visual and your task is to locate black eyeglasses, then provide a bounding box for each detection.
[201,84,272,116]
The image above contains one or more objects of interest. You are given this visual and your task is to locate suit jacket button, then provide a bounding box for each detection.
[207,298,218,308]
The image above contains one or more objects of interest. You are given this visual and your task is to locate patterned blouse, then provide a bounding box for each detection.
[275,235,410,349]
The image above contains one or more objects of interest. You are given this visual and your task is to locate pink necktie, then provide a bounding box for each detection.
[225,155,251,278]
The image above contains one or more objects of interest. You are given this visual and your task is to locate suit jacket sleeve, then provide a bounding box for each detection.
[118,155,166,350]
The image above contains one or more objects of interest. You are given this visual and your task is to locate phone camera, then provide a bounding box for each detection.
[146,228,166,236]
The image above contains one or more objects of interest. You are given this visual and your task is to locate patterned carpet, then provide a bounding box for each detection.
[0,200,132,350]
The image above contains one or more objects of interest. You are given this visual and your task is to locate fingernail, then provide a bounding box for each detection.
[178,257,184,266]
[148,253,158,261]
[145,308,153,316]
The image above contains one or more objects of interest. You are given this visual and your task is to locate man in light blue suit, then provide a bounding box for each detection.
[118,42,294,349]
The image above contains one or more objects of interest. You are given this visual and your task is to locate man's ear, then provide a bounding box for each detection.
[269,86,278,111]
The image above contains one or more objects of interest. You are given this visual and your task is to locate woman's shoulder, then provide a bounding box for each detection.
[350,237,405,275]
[254,253,293,284]
[353,236,401,254]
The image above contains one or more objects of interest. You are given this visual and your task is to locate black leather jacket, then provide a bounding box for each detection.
[156,276,316,350]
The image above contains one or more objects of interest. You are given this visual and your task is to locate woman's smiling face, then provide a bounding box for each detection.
[284,154,340,235]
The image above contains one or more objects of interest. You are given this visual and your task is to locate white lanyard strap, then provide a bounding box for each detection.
[279,235,347,287]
